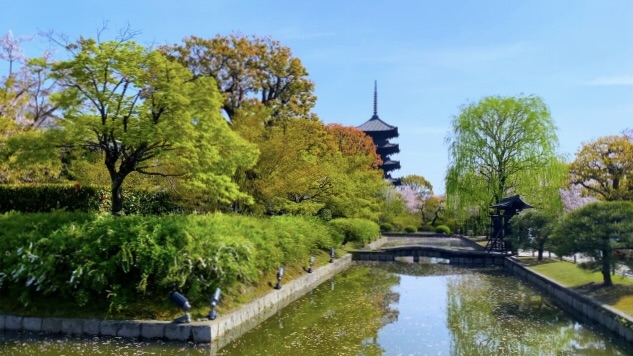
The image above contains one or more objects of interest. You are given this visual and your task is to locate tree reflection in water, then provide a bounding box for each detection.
[220,263,631,356]
[218,265,400,356]
[446,270,629,355]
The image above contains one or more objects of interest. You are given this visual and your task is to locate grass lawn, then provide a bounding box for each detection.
[519,257,633,316]
[464,236,488,248]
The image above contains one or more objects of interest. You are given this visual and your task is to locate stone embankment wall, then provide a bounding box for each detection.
[505,258,633,343]
[0,254,352,345]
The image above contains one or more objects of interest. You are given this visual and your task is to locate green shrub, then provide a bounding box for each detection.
[0,184,102,213]
[120,190,183,215]
[380,223,394,232]
[404,226,417,233]
[317,208,332,221]
[329,218,380,246]
[0,212,337,315]
[434,225,451,234]
[391,213,419,232]
[0,184,182,215]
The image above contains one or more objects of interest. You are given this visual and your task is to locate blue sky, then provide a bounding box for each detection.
[2,0,632,194]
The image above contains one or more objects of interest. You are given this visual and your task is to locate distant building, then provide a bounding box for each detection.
[357,81,401,185]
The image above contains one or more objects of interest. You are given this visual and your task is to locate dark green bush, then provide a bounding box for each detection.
[380,223,394,232]
[329,218,380,246]
[0,184,182,215]
[317,208,332,221]
[119,190,183,215]
[0,184,102,212]
[0,212,337,314]
[434,225,451,234]
[404,226,417,233]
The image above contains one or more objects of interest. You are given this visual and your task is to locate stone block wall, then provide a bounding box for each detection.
[504,258,633,343]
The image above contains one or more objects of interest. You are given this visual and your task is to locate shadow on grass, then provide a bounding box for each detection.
[572,282,633,307]
[514,256,561,267]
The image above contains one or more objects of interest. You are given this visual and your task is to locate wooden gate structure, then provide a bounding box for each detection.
[486,195,533,253]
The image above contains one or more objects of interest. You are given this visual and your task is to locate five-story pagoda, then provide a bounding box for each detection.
[357,81,401,185]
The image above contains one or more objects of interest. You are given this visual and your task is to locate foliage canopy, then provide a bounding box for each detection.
[570,135,633,201]
[43,37,258,214]
[446,95,565,224]
[551,201,633,286]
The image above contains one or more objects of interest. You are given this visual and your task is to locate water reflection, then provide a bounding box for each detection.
[218,266,400,355]
[445,272,627,355]
[220,263,632,356]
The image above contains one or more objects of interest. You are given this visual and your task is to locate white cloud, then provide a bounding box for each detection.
[584,76,633,86]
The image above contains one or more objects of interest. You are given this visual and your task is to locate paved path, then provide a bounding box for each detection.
[381,235,480,251]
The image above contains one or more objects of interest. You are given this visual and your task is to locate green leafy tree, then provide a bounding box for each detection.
[245,118,338,215]
[570,135,633,201]
[323,124,386,220]
[0,31,60,183]
[446,95,565,224]
[509,210,556,260]
[163,34,316,126]
[232,113,386,218]
[551,201,633,286]
[44,37,257,214]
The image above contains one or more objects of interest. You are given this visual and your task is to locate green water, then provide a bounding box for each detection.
[217,263,631,355]
[1,262,631,355]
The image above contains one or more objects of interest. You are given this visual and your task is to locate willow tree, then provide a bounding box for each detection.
[46,37,258,214]
[446,95,565,224]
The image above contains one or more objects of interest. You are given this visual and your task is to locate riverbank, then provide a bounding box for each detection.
[0,254,353,344]
[506,257,633,343]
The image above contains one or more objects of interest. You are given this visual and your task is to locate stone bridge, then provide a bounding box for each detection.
[351,235,507,267]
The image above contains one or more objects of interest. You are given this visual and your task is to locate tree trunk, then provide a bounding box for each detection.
[601,248,613,287]
[537,248,544,261]
[111,177,124,215]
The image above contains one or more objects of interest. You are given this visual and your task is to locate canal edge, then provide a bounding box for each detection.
[0,254,353,344]
[505,257,633,344]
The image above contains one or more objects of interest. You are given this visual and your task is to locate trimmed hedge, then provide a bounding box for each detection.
[0,184,182,215]
[0,184,102,212]
[434,224,451,234]
[329,218,380,246]
[0,212,337,315]
[404,226,417,233]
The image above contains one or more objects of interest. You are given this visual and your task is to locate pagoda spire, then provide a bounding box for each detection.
[373,80,378,118]
[357,80,401,185]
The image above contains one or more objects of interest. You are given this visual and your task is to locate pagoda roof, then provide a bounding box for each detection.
[358,81,398,133]
[358,116,397,132]
[382,159,400,166]
[490,195,534,211]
